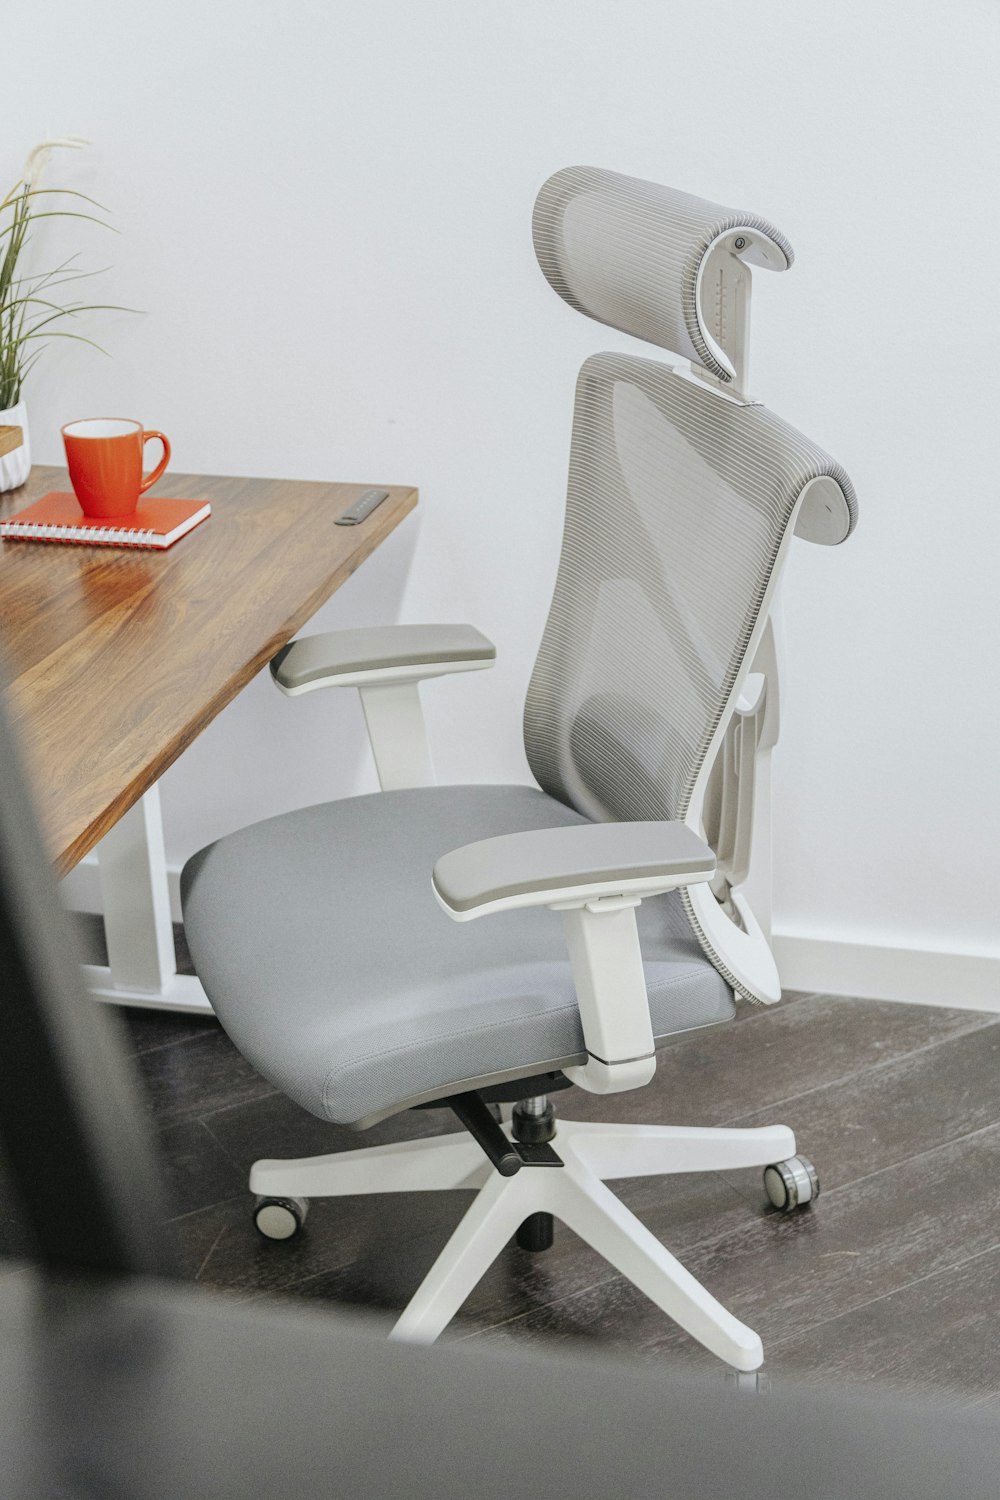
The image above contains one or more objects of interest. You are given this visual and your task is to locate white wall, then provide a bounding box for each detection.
[7,0,999,984]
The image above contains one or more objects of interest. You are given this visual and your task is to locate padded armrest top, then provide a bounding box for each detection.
[271,624,495,691]
[433,820,715,917]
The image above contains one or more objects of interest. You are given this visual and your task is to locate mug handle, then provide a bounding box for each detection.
[139,430,171,494]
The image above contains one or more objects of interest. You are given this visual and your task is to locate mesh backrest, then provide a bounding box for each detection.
[523,354,856,828]
[532,166,794,383]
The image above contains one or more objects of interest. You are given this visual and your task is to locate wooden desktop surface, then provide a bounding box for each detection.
[0,467,417,874]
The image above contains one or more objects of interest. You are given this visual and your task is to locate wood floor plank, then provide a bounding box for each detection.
[171,1187,470,1299]
[765,1245,1000,1409]
[136,1029,279,1129]
[158,1118,245,1220]
[724,1021,1000,1200]
[121,1008,218,1056]
[558,995,997,1131]
[462,1125,1000,1399]
[170,1198,247,1283]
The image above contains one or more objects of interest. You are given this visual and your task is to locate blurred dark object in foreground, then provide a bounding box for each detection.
[0,665,172,1277]
[0,1267,996,1500]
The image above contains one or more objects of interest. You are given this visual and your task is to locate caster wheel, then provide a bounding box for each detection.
[763,1156,819,1212]
[254,1195,309,1240]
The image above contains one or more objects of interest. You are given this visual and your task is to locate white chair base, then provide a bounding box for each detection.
[250,1117,797,1372]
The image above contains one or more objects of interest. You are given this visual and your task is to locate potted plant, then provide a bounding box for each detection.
[1,139,126,492]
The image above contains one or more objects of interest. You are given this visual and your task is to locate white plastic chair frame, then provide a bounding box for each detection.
[255,169,853,1370]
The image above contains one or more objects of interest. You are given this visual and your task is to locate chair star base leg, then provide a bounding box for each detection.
[249,1131,489,1198]
[250,1115,797,1371]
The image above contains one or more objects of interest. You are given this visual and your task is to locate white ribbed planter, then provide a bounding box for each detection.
[0,400,30,492]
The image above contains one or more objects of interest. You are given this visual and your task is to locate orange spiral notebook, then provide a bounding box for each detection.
[0,491,211,550]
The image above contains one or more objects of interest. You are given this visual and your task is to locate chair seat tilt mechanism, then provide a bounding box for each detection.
[182,167,857,1371]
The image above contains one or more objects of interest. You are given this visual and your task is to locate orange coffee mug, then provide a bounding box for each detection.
[62,418,171,519]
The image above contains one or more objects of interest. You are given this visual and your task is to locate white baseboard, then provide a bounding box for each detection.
[61,859,1000,1015]
[772,931,1000,1013]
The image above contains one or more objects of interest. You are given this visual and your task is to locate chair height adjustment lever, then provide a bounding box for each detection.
[445,1093,563,1175]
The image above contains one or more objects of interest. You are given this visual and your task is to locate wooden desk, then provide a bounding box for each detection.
[0,466,417,1009]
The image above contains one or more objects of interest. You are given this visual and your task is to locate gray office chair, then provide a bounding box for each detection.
[181,166,857,1371]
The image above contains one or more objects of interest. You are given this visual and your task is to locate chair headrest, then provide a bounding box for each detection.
[533,166,793,384]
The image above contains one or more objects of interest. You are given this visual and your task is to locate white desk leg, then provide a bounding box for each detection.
[83,785,214,1014]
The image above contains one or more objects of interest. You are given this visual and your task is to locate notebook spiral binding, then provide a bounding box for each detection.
[2,520,160,543]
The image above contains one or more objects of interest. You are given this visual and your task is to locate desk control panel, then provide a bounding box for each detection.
[335,489,390,526]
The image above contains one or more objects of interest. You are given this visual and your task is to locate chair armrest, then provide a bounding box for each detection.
[270,624,496,697]
[270,624,495,793]
[433,820,715,1097]
[432,821,715,921]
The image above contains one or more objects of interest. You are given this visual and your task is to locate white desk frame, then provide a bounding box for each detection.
[83,785,213,1014]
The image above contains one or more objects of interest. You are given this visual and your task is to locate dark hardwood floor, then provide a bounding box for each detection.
[6,916,1000,1410]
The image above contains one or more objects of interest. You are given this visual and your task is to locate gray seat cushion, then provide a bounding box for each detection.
[181,785,735,1128]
